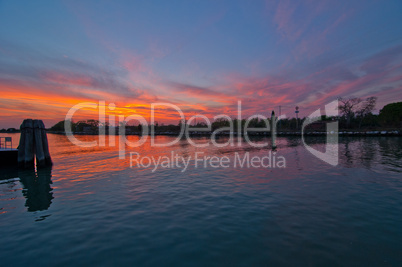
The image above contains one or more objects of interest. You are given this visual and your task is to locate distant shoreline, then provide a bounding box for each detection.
[43,130,402,137]
[2,129,401,137]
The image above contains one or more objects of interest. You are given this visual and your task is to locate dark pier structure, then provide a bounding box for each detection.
[0,119,52,172]
[1,119,52,169]
[0,137,18,168]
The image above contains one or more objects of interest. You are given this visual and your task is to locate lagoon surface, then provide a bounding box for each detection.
[1,133,402,266]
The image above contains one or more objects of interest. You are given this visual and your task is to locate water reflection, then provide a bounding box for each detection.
[337,137,402,172]
[19,167,53,212]
[0,166,18,180]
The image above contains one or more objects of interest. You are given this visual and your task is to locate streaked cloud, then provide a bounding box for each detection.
[0,0,401,128]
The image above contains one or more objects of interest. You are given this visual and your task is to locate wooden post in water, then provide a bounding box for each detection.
[271,111,277,149]
[33,120,46,167]
[24,119,34,169]
[18,119,52,169]
[40,120,52,166]
[18,121,27,168]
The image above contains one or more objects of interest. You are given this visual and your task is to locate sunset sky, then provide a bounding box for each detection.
[1,0,402,128]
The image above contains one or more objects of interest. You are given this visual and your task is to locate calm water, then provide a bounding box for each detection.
[1,133,402,266]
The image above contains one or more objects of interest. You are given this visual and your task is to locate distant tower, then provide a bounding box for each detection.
[271,111,276,149]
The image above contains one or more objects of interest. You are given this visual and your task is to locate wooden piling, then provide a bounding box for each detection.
[40,120,52,166]
[23,119,35,169]
[17,119,52,169]
[18,120,26,168]
[33,120,46,167]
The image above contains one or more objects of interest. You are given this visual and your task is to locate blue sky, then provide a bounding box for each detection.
[1,0,402,127]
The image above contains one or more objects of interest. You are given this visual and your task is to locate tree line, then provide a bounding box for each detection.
[48,99,402,133]
[338,97,402,129]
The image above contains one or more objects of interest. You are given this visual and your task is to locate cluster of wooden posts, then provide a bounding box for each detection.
[18,119,52,169]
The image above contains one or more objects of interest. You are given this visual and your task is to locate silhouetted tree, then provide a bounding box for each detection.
[379,102,402,128]
[50,120,75,132]
[356,97,377,128]
[338,97,362,128]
